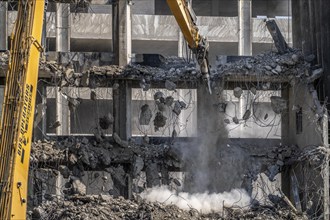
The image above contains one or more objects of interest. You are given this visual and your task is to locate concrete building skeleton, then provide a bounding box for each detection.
[0,0,330,218]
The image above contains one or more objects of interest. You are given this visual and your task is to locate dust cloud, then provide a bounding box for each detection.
[141,186,250,214]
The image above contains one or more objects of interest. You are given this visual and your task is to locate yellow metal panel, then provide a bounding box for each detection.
[166,0,199,48]
[0,0,44,219]
[11,0,45,218]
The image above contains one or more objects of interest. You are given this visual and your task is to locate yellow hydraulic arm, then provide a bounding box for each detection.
[167,0,210,81]
[0,0,45,219]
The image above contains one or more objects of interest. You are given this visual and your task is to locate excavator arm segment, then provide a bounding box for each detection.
[0,1,45,219]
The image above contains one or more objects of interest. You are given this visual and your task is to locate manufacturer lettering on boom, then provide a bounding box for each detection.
[18,84,33,163]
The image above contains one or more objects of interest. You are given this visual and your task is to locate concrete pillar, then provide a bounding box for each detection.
[55,87,70,135]
[145,161,160,187]
[112,0,132,66]
[0,2,7,51]
[322,113,329,220]
[113,80,132,140]
[178,31,184,58]
[238,0,252,56]
[56,3,70,52]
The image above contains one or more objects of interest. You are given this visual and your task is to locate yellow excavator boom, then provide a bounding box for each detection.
[0,0,45,219]
[166,0,210,77]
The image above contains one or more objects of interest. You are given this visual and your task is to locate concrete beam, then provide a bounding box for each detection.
[238,0,252,56]
[0,2,7,51]
[112,0,132,66]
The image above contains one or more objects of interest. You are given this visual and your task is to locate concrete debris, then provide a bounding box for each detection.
[242,109,251,120]
[90,90,97,100]
[232,116,239,124]
[139,104,152,125]
[99,113,114,129]
[29,194,307,220]
[165,80,176,91]
[270,96,287,114]
[216,49,313,80]
[48,120,61,129]
[153,91,164,100]
[71,176,87,195]
[233,87,243,98]
[113,132,129,148]
[250,87,257,95]
[165,96,174,106]
[58,165,70,179]
[154,112,167,130]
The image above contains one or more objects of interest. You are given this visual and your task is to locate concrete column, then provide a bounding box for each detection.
[112,0,132,66]
[55,87,70,135]
[0,2,7,51]
[238,0,252,56]
[292,0,301,48]
[113,80,132,140]
[178,31,184,58]
[56,3,70,52]
[322,113,329,220]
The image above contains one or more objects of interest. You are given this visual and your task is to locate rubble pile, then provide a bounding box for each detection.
[30,137,181,174]
[215,49,317,80]
[0,52,9,67]
[29,194,306,220]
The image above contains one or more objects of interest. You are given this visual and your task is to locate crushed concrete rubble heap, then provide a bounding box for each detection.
[31,137,181,174]
[30,194,307,220]
[215,49,319,80]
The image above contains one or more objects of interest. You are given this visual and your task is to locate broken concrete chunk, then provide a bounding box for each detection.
[90,90,97,100]
[224,118,230,124]
[242,109,251,120]
[233,116,239,124]
[59,165,70,179]
[172,101,182,116]
[139,104,152,125]
[270,96,287,114]
[179,101,187,109]
[250,87,257,95]
[233,87,243,98]
[156,101,166,112]
[154,112,167,130]
[49,121,61,129]
[99,113,114,130]
[275,65,282,73]
[154,91,164,100]
[71,176,86,196]
[165,80,176,91]
[165,96,174,106]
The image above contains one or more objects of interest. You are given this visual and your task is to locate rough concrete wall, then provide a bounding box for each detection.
[132,0,155,15]
[7,13,291,44]
[252,0,291,18]
[286,82,323,147]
